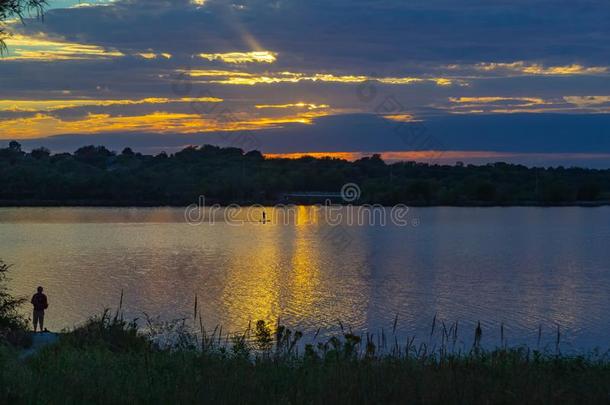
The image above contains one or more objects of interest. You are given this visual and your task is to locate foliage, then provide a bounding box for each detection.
[1,315,610,404]
[0,259,30,347]
[0,0,45,20]
[60,309,150,353]
[0,0,47,52]
[0,142,609,206]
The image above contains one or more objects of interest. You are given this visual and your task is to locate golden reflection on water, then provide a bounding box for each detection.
[0,207,189,223]
[2,207,610,348]
[287,208,322,320]
[219,225,282,328]
[218,206,324,330]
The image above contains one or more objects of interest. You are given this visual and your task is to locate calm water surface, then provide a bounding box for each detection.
[2,207,609,351]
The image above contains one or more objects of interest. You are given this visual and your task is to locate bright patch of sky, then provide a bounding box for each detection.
[46,0,113,10]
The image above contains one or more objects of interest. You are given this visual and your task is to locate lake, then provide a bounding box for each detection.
[2,206,609,351]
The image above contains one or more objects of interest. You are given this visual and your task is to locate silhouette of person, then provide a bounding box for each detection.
[31,286,48,332]
[262,210,267,223]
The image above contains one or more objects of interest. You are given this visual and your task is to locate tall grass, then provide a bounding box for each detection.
[1,296,609,404]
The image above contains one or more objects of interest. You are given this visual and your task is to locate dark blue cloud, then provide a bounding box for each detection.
[18,0,610,69]
[2,0,609,166]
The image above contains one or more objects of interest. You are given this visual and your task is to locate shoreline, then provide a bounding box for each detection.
[1,200,610,208]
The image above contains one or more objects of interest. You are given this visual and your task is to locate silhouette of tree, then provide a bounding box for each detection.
[0,143,608,205]
[8,140,21,151]
[31,146,50,159]
[0,0,47,52]
[577,183,601,201]
[74,145,115,168]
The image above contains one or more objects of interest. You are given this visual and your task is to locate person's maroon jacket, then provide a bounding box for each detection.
[31,293,48,311]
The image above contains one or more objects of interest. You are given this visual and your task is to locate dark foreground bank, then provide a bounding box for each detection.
[1,313,610,404]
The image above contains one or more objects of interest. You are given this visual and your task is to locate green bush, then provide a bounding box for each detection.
[0,260,31,348]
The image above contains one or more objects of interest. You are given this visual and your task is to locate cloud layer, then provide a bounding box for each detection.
[1,0,609,166]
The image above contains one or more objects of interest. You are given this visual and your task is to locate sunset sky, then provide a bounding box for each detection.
[2,0,610,166]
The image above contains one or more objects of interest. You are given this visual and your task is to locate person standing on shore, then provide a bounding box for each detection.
[31,286,48,332]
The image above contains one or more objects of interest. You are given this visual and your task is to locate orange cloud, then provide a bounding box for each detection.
[449,97,546,106]
[266,151,610,163]
[563,96,610,107]
[185,70,457,86]
[199,51,277,64]
[475,62,608,76]
[0,97,223,113]
[0,110,329,139]
[266,152,362,161]
[255,103,330,110]
[3,33,124,61]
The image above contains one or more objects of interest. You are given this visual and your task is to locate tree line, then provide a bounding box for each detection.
[0,141,609,206]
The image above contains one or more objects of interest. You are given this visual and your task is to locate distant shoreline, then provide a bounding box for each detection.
[1,200,610,208]
[4,145,610,209]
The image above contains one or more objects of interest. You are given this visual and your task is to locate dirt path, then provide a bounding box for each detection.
[20,332,60,359]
